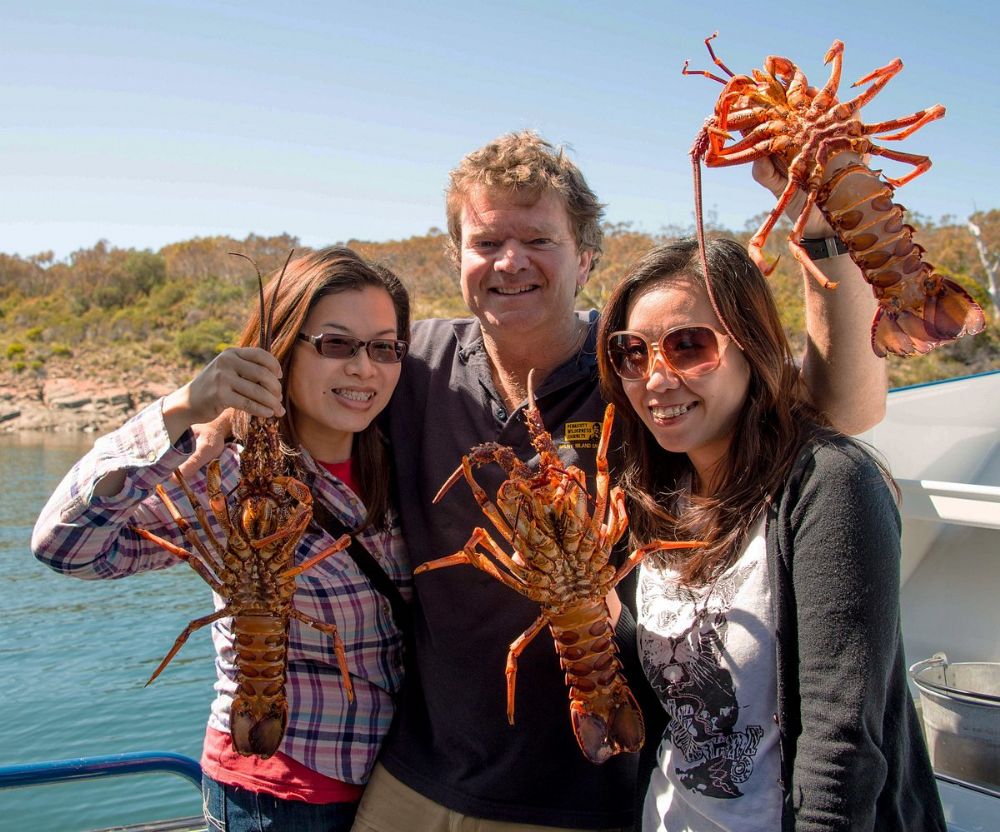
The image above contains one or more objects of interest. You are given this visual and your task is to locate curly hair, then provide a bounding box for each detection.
[445,130,605,271]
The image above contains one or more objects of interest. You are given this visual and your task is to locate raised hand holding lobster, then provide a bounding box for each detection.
[686,33,985,358]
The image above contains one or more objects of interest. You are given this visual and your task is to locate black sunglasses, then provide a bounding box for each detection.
[297,332,408,363]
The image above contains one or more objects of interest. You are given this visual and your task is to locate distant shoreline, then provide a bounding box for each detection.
[0,375,179,436]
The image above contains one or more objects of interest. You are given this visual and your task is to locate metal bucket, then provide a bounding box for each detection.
[909,653,1000,790]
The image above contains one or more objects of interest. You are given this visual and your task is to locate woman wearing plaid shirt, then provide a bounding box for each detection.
[32,247,412,832]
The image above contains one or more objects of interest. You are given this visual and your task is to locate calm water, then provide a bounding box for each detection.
[1,432,215,830]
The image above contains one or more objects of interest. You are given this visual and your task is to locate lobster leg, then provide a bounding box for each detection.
[453,458,518,542]
[147,606,233,685]
[252,504,312,549]
[169,468,230,565]
[505,614,550,724]
[279,534,351,579]
[703,31,735,77]
[591,405,614,526]
[205,460,234,540]
[748,175,803,276]
[788,189,842,290]
[681,60,728,85]
[153,482,229,579]
[289,609,355,703]
[864,104,945,142]
[805,40,844,115]
[597,488,630,558]
[610,540,704,589]
[865,146,934,189]
[837,58,904,117]
[416,529,532,593]
[473,524,546,588]
[132,527,226,594]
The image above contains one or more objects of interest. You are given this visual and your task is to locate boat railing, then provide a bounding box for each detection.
[0,751,204,832]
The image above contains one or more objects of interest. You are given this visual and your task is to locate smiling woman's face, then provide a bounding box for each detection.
[621,276,750,488]
[286,286,401,463]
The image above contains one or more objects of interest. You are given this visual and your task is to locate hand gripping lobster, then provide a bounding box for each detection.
[131,253,354,758]
[416,374,701,764]
[684,33,984,357]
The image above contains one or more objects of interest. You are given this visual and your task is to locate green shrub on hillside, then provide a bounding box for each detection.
[176,320,236,365]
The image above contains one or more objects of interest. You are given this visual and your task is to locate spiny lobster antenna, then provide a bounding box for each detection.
[680,31,735,85]
[229,250,295,351]
[688,136,745,353]
[684,32,745,353]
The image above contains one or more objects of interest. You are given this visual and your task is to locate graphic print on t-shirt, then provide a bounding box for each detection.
[640,563,764,799]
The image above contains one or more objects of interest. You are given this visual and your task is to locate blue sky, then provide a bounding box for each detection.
[2,0,997,260]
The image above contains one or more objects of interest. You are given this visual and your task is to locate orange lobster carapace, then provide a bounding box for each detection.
[684,33,985,357]
[132,253,354,758]
[415,377,701,764]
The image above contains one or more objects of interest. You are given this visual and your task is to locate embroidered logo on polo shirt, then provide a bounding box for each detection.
[561,420,602,449]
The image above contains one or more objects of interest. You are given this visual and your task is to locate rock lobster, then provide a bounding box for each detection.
[684,33,985,357]
[415,377,701,763]
[132,252,354,757]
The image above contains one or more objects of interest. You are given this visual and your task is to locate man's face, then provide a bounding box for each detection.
[458,186,593,338]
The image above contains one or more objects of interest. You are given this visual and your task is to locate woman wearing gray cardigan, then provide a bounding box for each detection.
[597,238,945,831]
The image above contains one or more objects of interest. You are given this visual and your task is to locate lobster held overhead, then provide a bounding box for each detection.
[416,380,701,764]
[684,33,985,357]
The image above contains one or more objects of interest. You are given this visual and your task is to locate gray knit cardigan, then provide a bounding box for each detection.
[630,436,946,831]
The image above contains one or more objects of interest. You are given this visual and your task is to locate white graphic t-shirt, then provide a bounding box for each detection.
[638,519,782,832]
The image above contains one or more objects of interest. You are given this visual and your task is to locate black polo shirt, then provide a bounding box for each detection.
[382,313,638,828]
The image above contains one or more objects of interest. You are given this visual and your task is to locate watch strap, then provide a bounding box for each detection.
[799,236,849,260]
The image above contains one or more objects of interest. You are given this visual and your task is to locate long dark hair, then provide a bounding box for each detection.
[597,237,828,584]
[236,246,410,531]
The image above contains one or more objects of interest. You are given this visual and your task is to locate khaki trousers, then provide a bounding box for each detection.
[351,763,628,832]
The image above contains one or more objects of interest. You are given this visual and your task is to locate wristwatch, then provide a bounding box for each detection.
[798,236,849,260]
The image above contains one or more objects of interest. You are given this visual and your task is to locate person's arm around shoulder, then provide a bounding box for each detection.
[753,156,888,435]
[785,439,901,829]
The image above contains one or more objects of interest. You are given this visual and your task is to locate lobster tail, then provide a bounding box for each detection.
[229,613,290,758]
[553,601,645,764]
[570,686,645,764]
[818,162,986,357]
[871,275,986,357]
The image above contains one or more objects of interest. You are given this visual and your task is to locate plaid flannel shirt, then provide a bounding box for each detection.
[31,399,411,784]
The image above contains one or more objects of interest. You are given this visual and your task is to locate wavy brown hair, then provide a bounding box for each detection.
[445,130,605,271]
[597,237,830,585]
[234,246,410,532]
